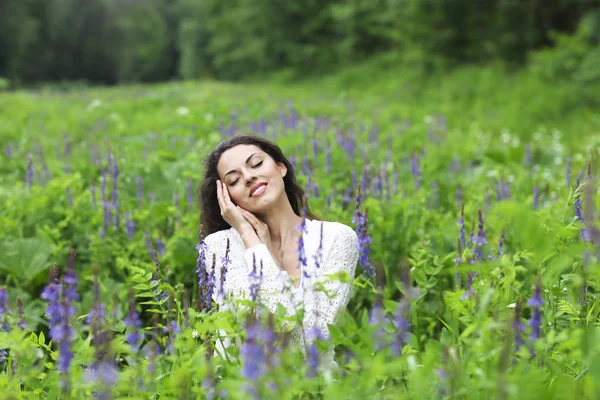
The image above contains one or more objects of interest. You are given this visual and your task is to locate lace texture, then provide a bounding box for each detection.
[200,219,359,365]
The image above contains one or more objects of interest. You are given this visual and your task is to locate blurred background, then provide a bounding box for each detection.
[0,0,599,88]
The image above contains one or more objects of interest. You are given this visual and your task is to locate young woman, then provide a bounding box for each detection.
[197,134,359,372]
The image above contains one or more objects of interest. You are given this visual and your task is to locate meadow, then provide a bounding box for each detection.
[1,60,600,399]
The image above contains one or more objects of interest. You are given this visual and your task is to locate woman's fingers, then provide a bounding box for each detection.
[216,180,225,212]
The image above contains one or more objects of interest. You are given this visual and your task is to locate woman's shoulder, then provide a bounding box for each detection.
[310,219,358,246]
[201,227,240,248]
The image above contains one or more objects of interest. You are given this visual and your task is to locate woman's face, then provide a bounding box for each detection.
[216,144,287,213]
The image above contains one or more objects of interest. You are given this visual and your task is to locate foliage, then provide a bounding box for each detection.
[0,0,599,84]
[0,65,600,397]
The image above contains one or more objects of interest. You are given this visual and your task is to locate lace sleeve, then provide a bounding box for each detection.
[302,224,359,348]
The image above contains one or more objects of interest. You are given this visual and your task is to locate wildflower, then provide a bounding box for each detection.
[306,326,326,377]
[219,238,231,301]
[27,153,34,188]
[241,318,266,398]
[391,299,411,356]
[472,209,487,262]
[527,276,543,343]
[86,265,106,337]
[325,147,332,174]
[461,271,477,300]
[574,197,583,222]
[136,175,143,207]
[156,237,165,256]
[409,152,421,190]
[353,184,374,277]
[17,297,25,330]
[454,239,462,290]
[296,206,308,276]
[458,203,466,250]
[533,184,539,209]
[52,288,75,388]
[144,232,154,258]
[313,222,324,270]
[501,179,511,199]
[63,250,80,303]
[369,301,386,353]
[524,143,531,166]
[513,302,525,354]
[125,213,135,238]
[124,289,143,351]
[248,255,263,303]
[41,265,62,331]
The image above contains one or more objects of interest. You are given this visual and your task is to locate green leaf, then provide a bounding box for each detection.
[39,331,45,345]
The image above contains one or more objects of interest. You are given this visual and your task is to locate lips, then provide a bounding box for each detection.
[249,182,268,197]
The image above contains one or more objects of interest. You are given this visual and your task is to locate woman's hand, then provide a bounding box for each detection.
[238,207,282,267]
[216,180,256,238]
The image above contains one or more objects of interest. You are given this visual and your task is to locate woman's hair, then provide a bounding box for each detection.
[198,134,320,237]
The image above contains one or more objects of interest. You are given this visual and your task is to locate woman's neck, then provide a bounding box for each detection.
[257,198,304,245]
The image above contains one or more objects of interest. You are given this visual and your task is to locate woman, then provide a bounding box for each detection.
[197,134,359,372]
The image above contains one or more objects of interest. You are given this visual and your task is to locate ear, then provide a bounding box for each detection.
[278,162,287,178]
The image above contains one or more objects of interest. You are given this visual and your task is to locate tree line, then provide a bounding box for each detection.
[0,0,598,86]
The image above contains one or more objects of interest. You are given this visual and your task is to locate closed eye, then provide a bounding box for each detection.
[229,161,263,186]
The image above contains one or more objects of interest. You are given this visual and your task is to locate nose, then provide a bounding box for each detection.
[242,169,257,185]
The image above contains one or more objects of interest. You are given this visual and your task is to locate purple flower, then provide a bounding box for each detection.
[144,232,154,258]
[524,143,531,166]
[136,175,143,207]
[513,303,526,353]
[17,297,25,330]
[353,185,374,277]
[409,153,421,190]
[533,185,539,209]
[156,238,165,256]
[313,222,324,270]
[296,208,308,275]
[196,241,215,312]
[125,213,135,238]
[219,238,231,300]
[41,265,62,330]
[241,320,266,381]
[461,271,478,300]
[391,299,411,356]
[26,153,34,188]
[63,250,80,303]
[369,302,386,353]
[306,326,325,377]
[527,276,543,343]
[248,255,263,303]
[124,290,143,351]
[458,204,466,250]
[574,198,583,222]
[0,288,7,317]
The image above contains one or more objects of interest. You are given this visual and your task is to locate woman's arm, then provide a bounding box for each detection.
[301,224,359,348]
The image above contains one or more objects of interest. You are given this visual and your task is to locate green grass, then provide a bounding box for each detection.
[0,58,599,398]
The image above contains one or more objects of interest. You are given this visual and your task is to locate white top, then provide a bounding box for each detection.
[199,218,359,369]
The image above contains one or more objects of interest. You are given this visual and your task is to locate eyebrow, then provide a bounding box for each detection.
[223,153,259,179]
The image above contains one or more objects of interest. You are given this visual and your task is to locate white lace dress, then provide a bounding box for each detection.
[199,218,359,369]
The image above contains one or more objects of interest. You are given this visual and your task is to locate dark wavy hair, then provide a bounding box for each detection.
[198,135,320,237]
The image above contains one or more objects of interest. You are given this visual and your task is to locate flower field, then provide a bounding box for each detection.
[1,77,599,399]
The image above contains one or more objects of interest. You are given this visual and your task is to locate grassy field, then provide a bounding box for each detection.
[0,61,599,398]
